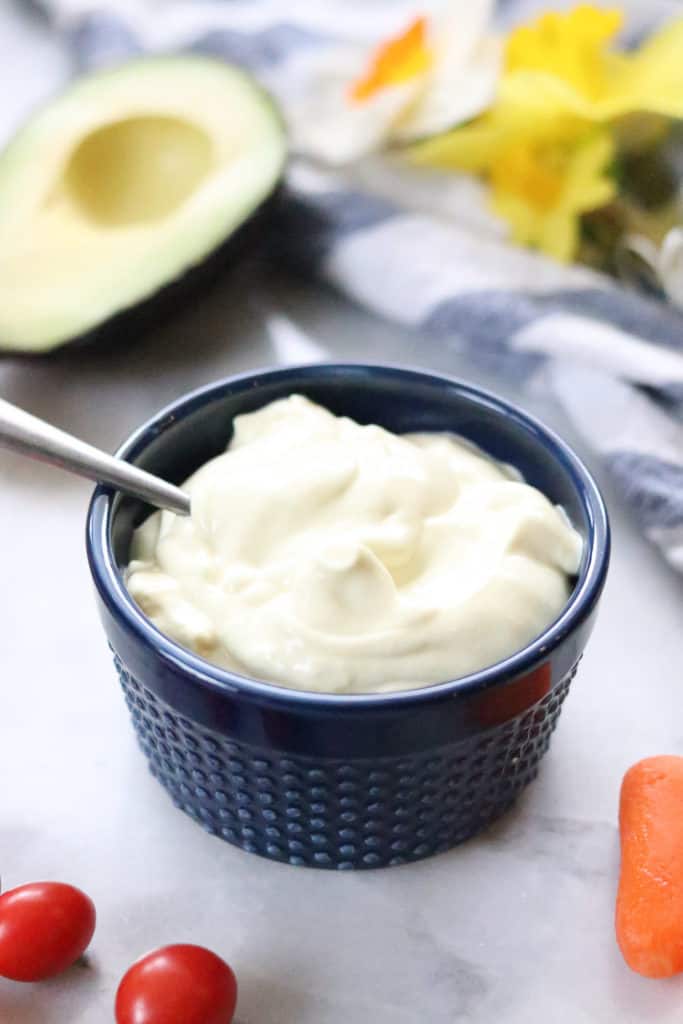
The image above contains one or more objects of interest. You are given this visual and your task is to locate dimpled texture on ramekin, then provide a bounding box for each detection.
[113,650,577,869]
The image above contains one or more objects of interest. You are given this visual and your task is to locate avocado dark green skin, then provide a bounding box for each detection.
[0,182,284,359]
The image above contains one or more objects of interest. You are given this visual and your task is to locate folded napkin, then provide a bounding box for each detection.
[37,0,683,573]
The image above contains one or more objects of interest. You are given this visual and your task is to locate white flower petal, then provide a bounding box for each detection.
[393,36,502,141]
[280,0,500,163]
[292,86,421,163]
[286,45,423,164]
[431,0,497,64]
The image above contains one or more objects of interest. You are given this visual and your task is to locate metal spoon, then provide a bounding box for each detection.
[0,397,191,516]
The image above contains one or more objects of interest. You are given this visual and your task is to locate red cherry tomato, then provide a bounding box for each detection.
[0,881,96,981]
[115,944,237,1024]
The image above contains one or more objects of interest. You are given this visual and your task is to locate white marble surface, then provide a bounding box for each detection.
[1,5,683,1022]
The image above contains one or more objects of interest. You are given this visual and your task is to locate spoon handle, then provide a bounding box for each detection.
[0,397,191,516]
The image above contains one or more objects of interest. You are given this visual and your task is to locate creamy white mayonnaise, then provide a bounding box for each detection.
[126,395,583,693]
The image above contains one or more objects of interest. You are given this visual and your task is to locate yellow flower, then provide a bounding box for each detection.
[502,5,683,122]
[410,104,615,261]
[410,104,586,173]
[412,5,683,163]
[408,5,683,261]
[506,5,623,100]
[488,130,616,261]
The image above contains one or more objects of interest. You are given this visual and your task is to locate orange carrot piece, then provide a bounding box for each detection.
[617,755,683,978]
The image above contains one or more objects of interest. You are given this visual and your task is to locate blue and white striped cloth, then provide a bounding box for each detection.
[39,0,683,573]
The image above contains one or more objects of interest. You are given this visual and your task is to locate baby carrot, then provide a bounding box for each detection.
[617,755,683,978]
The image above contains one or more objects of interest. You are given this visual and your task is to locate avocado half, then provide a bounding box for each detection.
[0,56,286,354]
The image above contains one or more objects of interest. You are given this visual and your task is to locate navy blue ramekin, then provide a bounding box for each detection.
[86,364,610,869]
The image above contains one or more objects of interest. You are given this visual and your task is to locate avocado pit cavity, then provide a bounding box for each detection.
[63,116,214,226]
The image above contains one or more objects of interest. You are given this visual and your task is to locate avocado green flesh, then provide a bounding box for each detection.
[0,57,286,353]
